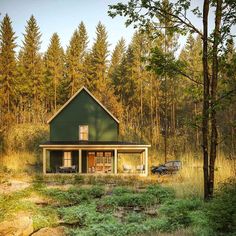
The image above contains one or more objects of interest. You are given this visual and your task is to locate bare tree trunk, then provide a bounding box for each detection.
[202,0,210,201]
[209,0,222,198]
[195,103,199,149]
[164,26,168,163]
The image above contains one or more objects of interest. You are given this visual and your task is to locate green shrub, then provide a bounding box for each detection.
[41,188,84,205]
[112,186,133,195]
[125,212,146,224]
[102,192,157,208]
[144,217,170,232]
[190,210,213,236]
[89,185,105,198]
[145,184,175,203]
[159,198,203,231]
[206,179,236,235]
[60,203,116,228]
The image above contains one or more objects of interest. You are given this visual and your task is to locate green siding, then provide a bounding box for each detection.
[72,151,79,166]
[50,150,63,172]
[50,90,118,141]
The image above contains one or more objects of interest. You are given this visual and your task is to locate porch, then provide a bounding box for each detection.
[40,142,150,176]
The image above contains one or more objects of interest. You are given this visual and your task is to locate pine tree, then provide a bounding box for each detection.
[44,33,64,111]
[0,14,17,128]
[66,21,88,96]
[19,15,43,122]
[89,22,109,90]
[108,38,126,80]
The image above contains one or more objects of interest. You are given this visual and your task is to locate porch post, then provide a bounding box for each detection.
[114,149,118,174]
[43,148,46,174]
[145,147,148,176]
[79,149,82,173]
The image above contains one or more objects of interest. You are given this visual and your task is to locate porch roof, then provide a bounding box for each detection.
[40,140,151,149]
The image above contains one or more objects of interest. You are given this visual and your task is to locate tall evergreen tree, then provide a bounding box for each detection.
[66,21,88,96]
[89,21,109,90]
[108,37,126,80]
[19,15,43,122]
[0,14,17,129]
[44,33,64,111]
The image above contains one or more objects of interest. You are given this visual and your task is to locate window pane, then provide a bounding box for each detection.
[79,125,89,140]
[64,152,72,167]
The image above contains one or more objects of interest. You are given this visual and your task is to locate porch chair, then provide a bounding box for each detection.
[136,164,145,173]
[123,164,132,173]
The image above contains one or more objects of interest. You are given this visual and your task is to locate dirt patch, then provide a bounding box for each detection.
[0,180,30,194]
[25,194,49,206]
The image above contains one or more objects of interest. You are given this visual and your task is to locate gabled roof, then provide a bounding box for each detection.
[47,86,119,124]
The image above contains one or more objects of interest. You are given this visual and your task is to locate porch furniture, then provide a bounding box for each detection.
[58,165,77,173]
[123,164,132,173]
[136,164,145,173]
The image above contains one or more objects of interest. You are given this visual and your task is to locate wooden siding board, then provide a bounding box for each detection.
[50,90,118,142]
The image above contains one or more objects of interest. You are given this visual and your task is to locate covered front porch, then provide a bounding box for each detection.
[40,143,150,176]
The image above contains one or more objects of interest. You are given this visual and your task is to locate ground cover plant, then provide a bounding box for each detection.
[0,176,234,236]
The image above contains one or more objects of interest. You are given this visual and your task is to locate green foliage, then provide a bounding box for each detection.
[40,185,106,206]
[89,185,105,198]
[112,186,133,195]
[44,33,64,110]
[33,206,58,231]
[146,184,175,203]
[159,198,203,231]
[0,188,35,221]
[18,15,43,102]
[205,179,236,235]
[65,21,88,96]
[0,14,17,126]
[147,47,185,78]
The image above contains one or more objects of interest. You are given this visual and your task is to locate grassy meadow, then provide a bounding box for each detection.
[0,170,235,236]
[0,124,235,235]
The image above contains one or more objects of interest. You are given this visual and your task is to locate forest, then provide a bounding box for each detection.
[0,0,236,235]
[0,13,235,154]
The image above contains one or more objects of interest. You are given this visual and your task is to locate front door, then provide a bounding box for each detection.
[88,152,95,173]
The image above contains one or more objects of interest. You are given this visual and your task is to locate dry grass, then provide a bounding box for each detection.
[159,152,236,198]
[0,151,39,172]
[0,151,235,199]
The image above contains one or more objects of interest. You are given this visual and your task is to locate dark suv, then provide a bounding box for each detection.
[151,160,182,175]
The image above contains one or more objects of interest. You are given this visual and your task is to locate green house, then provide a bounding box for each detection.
[40,87,150,175]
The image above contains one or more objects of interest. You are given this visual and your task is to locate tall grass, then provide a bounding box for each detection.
[160,152,236,198]
[0,151,41,174]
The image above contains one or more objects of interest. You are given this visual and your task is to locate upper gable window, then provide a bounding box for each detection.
[79,125,89,140]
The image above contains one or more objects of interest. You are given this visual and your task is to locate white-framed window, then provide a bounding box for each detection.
[79,125,89,140]
[64,152,72,167]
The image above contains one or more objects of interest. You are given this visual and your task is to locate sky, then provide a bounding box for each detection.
[1,0,235,55]
[0,0,136,53]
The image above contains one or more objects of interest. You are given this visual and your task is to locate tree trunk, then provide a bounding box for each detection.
[209,0,222,198]
[195,103,199,149]
[202,0,210,201]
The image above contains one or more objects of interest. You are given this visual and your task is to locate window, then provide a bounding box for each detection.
[64,152,72,167]
[79,125,89,140]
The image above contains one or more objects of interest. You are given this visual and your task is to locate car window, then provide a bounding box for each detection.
[165,162,173,167]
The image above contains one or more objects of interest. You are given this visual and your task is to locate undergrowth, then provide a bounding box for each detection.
[0,178,235,236]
